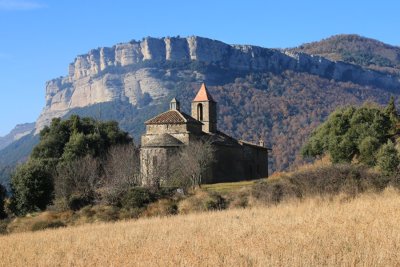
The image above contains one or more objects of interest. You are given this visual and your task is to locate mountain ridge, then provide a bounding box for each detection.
[289,34,400,74]
[1,34,400,187]
[0,123,35,151]
[36,35,400,133]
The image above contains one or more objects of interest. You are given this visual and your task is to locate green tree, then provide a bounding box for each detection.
[384,96,399,134]
[358,136,380,166]
[0,184,7,219]
[328,134,356,163]
[9,160,53,215]
[302,105,393,165]
[377,140,400,176]
[10,115,133,215]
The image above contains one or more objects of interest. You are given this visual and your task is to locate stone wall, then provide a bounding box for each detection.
[140,146,179,186]
[211,143,269,183]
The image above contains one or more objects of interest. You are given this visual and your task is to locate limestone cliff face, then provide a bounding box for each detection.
[35,36,400,132]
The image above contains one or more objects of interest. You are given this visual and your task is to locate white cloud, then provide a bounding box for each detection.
[0,0,46,10]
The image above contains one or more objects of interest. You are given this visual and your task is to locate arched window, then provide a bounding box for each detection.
[197,103,203,121]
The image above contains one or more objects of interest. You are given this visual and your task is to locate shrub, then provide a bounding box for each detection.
[68,194,93,211]
[252,178,302,205]
[377,140,400,176]
[121,187,156,209]
[178,191,227,214]
[119,208,143,220]
[227,191,250,209]
[204,193,227,210]
[252,164,386,205]
[143,199,178,217]
[80,206,96,219]
[9,160,53,215]
[0,219,9,235]
[92,206,120,222]
[288,164,384,195]
[31,220,66,232]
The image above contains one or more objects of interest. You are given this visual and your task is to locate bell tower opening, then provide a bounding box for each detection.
[197,103,203,121]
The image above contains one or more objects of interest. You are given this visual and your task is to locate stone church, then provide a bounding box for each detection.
[140,83,269,186]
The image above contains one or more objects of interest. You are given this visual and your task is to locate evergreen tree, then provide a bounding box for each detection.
[384,96,399,134]
[358,136,380,166]
[385,96,398,118]
[302,105,393,164]
[377,140,400,176]
[10,116,133,215]
[9,160,53,215]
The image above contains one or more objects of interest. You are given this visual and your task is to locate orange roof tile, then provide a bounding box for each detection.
[193,83,215,102]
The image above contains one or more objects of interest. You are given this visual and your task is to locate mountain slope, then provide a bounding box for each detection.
[0,123,35,151]
[1,34,400,187]
[290,34,400,75]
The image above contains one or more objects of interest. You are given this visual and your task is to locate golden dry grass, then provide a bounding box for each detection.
[202,180,256,194]
[1,188,400,266]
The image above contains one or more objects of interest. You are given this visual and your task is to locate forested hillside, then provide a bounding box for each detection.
[290,34,400,74]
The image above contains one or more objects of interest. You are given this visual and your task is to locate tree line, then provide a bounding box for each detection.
[302,97,400,176]
[0,115,214,217]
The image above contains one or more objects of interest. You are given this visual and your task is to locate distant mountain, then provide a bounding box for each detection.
[289,34,400,75]
[0,123,35,151]
[1,34,400,186]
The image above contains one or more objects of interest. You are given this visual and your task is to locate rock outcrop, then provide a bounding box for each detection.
[36,36,400,132]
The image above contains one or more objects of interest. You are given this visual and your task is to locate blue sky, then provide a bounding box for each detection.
[0,0,399,136]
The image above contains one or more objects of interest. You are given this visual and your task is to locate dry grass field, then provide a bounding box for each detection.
[1,188,400,266]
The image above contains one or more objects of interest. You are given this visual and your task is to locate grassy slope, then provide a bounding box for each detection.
[1,188,400,266]
[202,180,257,194]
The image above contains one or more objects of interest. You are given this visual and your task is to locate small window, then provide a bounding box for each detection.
[197,103,203,121]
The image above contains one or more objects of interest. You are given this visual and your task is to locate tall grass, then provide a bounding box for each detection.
[1,188,400,266]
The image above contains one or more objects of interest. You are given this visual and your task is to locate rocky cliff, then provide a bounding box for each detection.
[36,36,400,132]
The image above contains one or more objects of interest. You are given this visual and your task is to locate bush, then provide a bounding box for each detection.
[143,199,178,217]
[178,191,227,214]
[119,208,143,220]
[227,191,250,209]
[252,164,386,205]
[92,206,120,222]
[121,187,156,209]
[377,140,400,176]
[31,220,66,232]
[9,160,53,215]
[68,194,93,211]
[252,179,302,205]
[0,219,9,235]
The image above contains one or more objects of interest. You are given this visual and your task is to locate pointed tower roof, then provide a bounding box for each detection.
[193,83,215,102]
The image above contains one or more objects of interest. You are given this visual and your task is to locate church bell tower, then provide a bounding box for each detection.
[191,83,217,133]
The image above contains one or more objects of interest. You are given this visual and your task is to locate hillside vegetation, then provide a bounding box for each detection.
[2,101,400,234]
[1,188,400,266]
[291,34,400,74]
